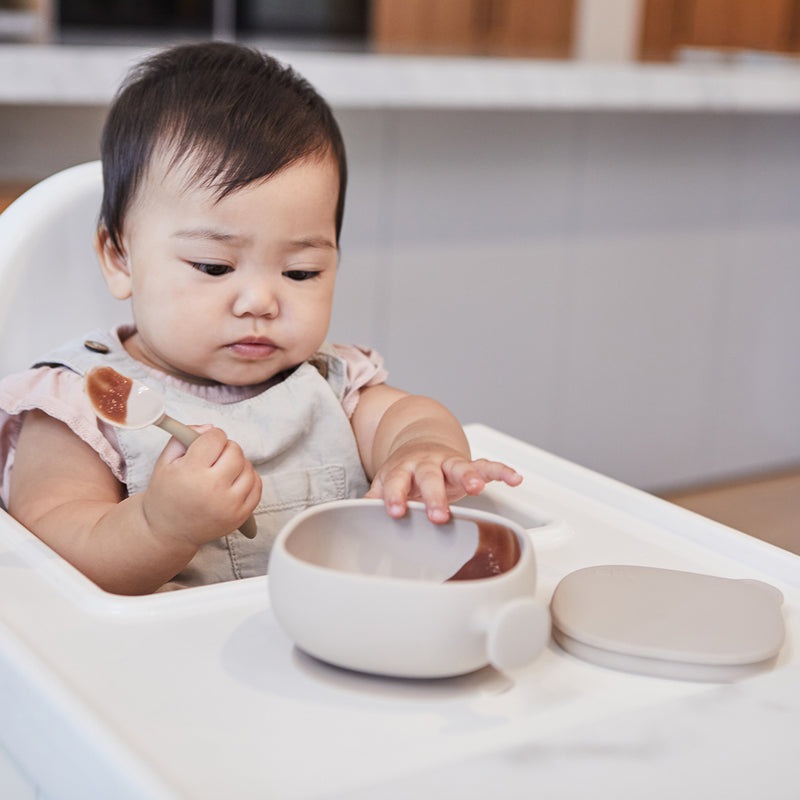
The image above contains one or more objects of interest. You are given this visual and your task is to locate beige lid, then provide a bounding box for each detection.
[550,565,785,680]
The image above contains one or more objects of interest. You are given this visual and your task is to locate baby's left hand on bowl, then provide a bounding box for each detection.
[365,444,522,524]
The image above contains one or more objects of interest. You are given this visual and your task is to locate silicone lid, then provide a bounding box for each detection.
[550,565,785,681]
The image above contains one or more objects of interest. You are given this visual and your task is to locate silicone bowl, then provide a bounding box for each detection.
[268,499,550,678]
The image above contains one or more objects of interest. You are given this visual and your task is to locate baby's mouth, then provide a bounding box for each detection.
[227,338,278,359]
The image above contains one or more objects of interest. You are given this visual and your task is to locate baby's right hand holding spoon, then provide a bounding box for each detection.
[144,426,262,548]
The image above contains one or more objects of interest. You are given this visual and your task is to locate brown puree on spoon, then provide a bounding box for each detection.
[86,366,133,424]
[446,520,521,581]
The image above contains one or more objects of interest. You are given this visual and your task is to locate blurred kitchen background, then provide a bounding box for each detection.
[1,1,799,552]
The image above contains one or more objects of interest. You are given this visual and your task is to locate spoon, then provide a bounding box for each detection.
[84,365,257,539]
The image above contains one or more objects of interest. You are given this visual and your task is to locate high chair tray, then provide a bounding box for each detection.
[0,424,797,800]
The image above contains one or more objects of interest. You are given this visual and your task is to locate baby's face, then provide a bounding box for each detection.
[102,150,340,385]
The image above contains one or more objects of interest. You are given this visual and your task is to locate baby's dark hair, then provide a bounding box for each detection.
[99,41,347,253]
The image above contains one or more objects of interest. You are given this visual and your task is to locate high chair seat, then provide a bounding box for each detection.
[0,161,130,379]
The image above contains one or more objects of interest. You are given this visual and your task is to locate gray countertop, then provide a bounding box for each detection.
[3,43,800,112]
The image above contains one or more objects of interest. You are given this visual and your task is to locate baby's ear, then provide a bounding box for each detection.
[95,226,132,300]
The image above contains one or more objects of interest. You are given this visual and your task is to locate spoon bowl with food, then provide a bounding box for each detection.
[84,365,257,539]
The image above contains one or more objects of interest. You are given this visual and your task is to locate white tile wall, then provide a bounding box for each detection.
[331,108,800,489]
[0,105,105,181]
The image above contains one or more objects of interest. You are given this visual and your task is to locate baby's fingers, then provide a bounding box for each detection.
[413,462,451,523]
[442,457,486,496]
[444,458,522,494]
[181,426,229,466]
[369,467,413,519]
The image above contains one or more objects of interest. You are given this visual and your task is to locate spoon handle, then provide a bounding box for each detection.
[237,515,258,540]
[157,415,258,540]
[157,414,200,448]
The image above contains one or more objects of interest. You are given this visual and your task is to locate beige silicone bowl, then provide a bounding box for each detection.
[268,499,550,678]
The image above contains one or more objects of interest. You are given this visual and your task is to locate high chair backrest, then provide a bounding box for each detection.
[0,161,131,379]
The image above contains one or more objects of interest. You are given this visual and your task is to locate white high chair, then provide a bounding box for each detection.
[0,161,131,379]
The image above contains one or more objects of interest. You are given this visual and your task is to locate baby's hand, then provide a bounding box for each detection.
[365,442,522,524]
[143,426,261,547]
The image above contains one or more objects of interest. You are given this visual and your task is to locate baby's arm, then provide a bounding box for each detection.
[8,410,261,595]
[351,384,522,523]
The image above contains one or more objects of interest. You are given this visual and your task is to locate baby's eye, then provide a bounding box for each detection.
[284,269,320,281]
[192,262,232,276]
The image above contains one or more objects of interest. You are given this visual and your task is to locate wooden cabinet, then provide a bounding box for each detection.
[370,0,575,58]
[371,0,800,61]
[640,0,800,60]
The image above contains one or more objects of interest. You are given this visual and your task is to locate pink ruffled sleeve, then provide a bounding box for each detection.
[0,367,124,507]
[332,344,388,418]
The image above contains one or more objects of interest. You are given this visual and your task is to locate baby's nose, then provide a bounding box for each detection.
[233,281,279,318]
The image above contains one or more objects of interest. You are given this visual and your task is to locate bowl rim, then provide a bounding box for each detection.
[270,498,534,588]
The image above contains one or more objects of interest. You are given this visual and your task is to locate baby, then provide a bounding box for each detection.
[0,42,521,595]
